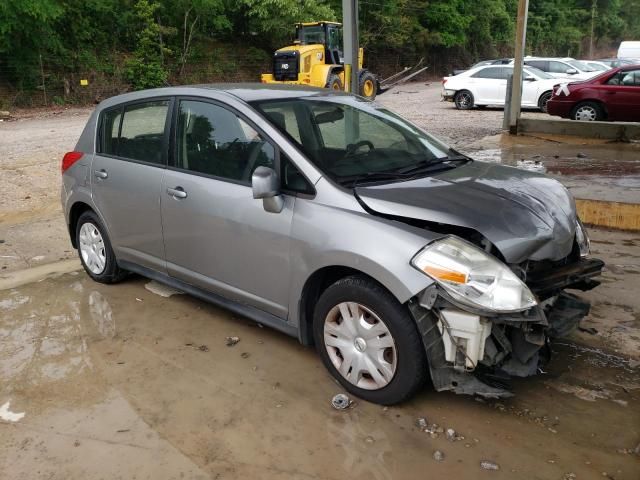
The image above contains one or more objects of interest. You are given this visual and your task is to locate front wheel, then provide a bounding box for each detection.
[313,276,428,405]
[326,73,343,92]
[571,101,604,121]
[454,90,474,110]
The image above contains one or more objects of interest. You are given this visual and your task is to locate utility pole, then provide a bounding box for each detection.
[507,0,529,134]
[342,0,359,94]
[589,0,597,59]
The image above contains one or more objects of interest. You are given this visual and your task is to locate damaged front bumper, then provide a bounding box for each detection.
[409,257,604,398]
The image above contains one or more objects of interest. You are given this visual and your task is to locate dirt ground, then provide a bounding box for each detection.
[1,85,639,479]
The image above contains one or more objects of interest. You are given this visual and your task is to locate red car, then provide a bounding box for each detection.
[546,64,640,122]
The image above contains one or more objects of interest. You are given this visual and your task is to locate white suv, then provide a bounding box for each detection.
[515,57,600,80]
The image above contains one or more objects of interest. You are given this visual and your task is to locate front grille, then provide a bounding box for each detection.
[273,51,299,81]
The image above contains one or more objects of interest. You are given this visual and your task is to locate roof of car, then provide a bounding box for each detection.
[97,83,346,110]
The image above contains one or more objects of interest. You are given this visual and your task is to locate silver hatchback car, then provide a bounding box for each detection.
[62,85,603,404]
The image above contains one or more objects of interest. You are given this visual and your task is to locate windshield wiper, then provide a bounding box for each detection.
[339,170,417,188]
[394,155,470,175]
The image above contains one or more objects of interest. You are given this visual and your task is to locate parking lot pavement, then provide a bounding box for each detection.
[1,87,639,479]
[1,269,638,480]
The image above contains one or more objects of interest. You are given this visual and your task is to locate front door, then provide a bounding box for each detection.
[91,99,171,272]
[161,99,294,318]
[603,68,640,121]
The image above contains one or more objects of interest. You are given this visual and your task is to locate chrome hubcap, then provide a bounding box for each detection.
[323,302,397,390]
[79,223,106,275]
[575,106,596,121]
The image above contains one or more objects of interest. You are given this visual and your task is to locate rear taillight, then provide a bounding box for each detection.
[442,77,448,86]
[61,151,83,173]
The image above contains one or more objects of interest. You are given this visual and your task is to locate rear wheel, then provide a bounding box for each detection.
[313,275,428,405]
[538,91,553,113]
[454,90,474,110]
[326,73,343,92]
[358,70,377,100]
[76,211,126,284]
[571,101,604,121]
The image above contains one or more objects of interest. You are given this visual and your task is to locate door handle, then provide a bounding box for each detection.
[167,187,187,199]
[94,169,108,179]
[605,91,616,95]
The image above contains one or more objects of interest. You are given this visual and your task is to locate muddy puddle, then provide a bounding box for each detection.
[1,273,639,479]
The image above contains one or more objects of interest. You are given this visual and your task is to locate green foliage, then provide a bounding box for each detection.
[125,0,168,89]
[0,0,637,103]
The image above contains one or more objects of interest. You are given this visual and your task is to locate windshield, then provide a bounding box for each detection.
[568,60,594,72]
[587,62,608,71]
[251,96,456,185]
[299,25,325,45]
[524,66,553,79]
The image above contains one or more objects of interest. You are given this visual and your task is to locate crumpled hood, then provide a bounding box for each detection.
[356,161,577,263]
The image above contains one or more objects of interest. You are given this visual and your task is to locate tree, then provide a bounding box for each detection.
[125,0,169,89]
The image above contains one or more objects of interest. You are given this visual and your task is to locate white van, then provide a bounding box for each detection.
[618,41,640,59]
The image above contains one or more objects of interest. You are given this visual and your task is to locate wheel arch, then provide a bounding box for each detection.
[297,264,419,346]
[68,201,95,248]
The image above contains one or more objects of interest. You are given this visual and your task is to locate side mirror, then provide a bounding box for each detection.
[252,166,284,213]
[566,68,578,75]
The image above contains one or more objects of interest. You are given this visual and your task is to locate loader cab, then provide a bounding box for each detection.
[295,22,343,65]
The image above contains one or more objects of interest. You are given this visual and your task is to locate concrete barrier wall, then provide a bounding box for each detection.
[576,199,640,231]
[519,118,640,141]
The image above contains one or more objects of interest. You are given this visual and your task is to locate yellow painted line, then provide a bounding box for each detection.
[576,199,640,232]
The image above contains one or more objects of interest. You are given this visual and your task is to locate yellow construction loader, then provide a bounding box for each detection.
[261,21,378,99]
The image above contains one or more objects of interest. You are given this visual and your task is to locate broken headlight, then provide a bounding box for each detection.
[575,219,590,257]
[412,236,537,313]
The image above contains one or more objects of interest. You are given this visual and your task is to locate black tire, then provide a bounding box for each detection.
[326,73,343,92]
[75,210,126,284]
[538,91,553,113]
[571,101,604,121]
[454,90,474,110]
[313,275,428,405]
[358,69,377,100]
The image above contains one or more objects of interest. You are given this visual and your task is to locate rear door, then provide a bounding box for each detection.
[603,69,640,121]
[92,98,172,272]
[161,98,295,318]
[470,67,508,104]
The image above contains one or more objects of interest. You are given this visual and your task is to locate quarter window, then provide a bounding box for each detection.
[101,108,121,155]
[176,100,275,182]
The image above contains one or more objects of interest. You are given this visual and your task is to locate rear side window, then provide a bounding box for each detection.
[525,60,548,71]
[119,101,169,164]
[471,67,507,79]
[99,100,169,165]
[548,61,571,74]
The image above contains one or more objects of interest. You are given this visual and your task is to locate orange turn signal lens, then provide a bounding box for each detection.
[422,266,467,284]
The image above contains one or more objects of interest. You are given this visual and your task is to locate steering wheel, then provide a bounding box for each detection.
[345,140,375,157]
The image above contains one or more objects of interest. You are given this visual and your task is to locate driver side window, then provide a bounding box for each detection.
[176,100,274,182]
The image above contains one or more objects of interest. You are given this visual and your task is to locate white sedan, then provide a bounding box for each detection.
[442,65,561,112]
